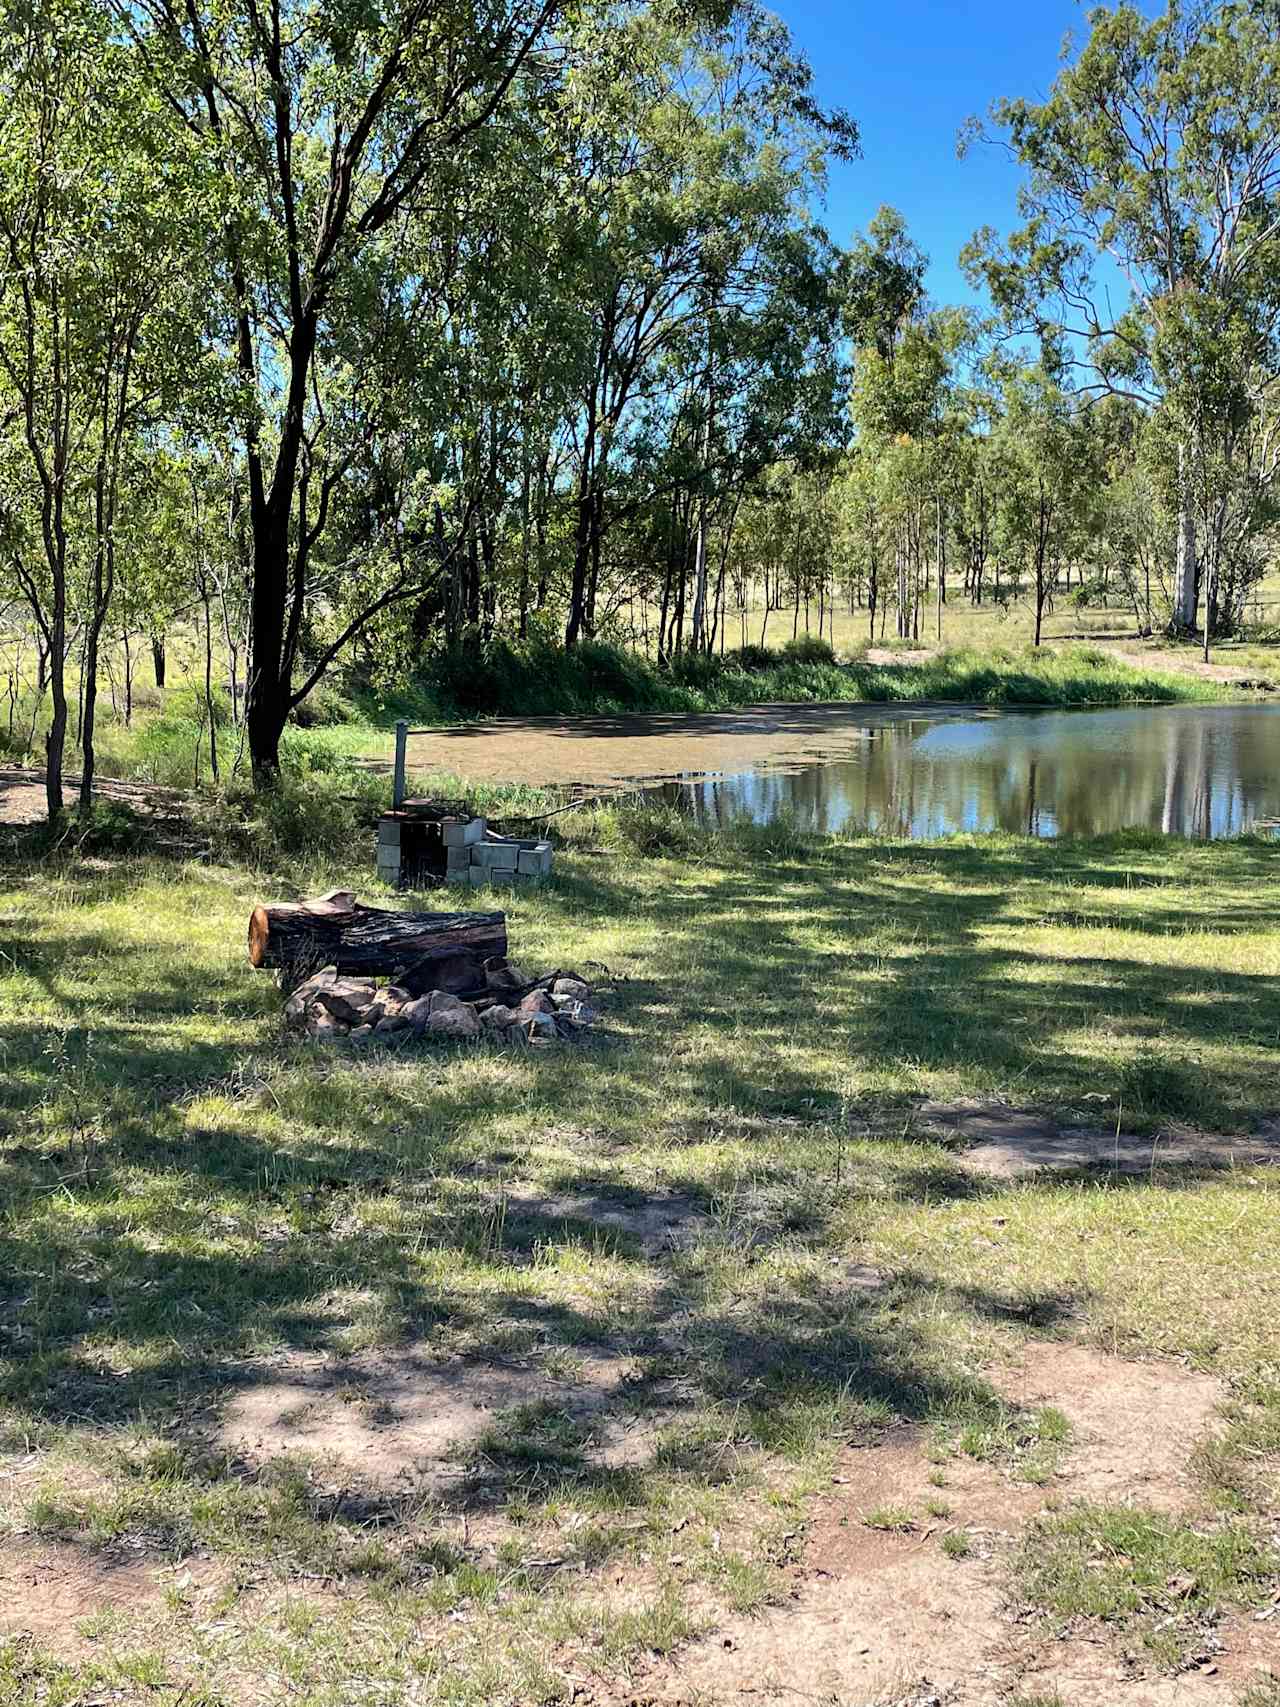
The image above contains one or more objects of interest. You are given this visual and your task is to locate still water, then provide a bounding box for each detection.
[653,703,1280,839]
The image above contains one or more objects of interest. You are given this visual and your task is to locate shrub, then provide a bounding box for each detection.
[782,634,836,665]
[666,650,726,692]
[589,802,701,858]
[291,682,357,728]
[727,643,777,671]
[198,773,376,867]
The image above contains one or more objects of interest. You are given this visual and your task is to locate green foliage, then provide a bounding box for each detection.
[728,643,778,671]
[406,640,1213,723]
[781,634,836,665]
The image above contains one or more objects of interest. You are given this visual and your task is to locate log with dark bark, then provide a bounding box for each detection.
[248,890,507,979]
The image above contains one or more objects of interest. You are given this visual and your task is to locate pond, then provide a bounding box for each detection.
[650,703,1280,840]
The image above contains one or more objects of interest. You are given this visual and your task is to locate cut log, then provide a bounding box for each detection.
[248,889,506,979]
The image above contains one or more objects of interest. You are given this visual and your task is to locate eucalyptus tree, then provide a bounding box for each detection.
[556,2,855,650]
[963,0,1280,634]
[119,0,597,783]
[845,210,962,641]
[0,0,204,821]
[989,350,1100,646]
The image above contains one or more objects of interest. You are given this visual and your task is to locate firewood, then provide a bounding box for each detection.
[248,890,506,980]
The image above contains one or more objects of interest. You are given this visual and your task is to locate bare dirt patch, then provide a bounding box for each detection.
[1103,643,1276,689]
[218,1343,671,1490]
[0,774,54,827]
[0,1540,221,1644]
[0,765,188,827]
[917,1099,1280,1178]
[595,1343,1256,1707]
[989,1341,1223,1511]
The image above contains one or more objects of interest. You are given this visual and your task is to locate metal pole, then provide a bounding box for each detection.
[393,719,408,808]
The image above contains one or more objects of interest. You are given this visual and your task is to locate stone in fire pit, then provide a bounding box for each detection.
[283,965,597,1047]
[248,890,595,1045]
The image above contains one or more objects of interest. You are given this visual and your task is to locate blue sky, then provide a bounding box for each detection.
[777,0,1099,307]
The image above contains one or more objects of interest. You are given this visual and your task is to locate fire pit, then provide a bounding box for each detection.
[247,891,596,1045]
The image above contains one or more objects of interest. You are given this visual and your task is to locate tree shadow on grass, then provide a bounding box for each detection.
[0,835,1276,1584]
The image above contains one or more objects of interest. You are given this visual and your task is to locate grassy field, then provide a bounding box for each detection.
[1,816,1278,1703]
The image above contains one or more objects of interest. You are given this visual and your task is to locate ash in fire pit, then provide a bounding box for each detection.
[247,891,597,1046]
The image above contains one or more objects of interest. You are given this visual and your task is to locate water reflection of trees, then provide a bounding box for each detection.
[670,709,1280,839]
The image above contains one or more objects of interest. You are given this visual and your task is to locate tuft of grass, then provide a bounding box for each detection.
[933,1399,1071,1485]
[940,1529,972,1559]
[1016,1504,1280,1668]
[863,1505,916,1533]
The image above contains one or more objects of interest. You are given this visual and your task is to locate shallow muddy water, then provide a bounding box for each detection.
[652,702,1280,839]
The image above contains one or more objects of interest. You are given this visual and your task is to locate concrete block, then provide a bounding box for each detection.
[442,817,485,849]
[377,852,401,877]
[517,843,552,877]
[446,846,471,872]
[377,818,402,847]
[469,865,489,886]
[446,867,471,885]
[473,841,520,871]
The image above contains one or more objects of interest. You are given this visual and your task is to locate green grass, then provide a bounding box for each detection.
[0,818,1277,1700]
[1016,1504,1279,1668]
[933,1400,1072,1485]
[862,1504,917,1533]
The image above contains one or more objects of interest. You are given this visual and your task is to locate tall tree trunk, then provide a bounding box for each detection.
[245,309,318,785]
[46,649,67,825]
[151,634,166,688]
[935,494,945,644]
[1171,443,1198,631]
[518,463,531,641]
[78,595,109,819]
[566,479,594,647]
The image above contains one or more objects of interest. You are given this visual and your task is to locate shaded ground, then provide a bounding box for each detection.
[0,835,1277,1704]
[0,765,187,827]
[603,1343,1273,1707]
[218,1343,668,1489]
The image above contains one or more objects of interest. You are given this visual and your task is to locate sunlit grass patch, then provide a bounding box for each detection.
[863,1504,916,1533]
[932,1398,1071,1485]
[1015,1503,1279,1668]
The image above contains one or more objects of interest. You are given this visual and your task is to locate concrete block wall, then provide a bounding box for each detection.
[377,813,552,891]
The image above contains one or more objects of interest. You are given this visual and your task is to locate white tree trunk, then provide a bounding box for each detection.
[1172,443,1198,630]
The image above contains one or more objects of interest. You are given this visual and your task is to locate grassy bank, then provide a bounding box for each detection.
[383,636,1228,721]
[0,819,1278,1702]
